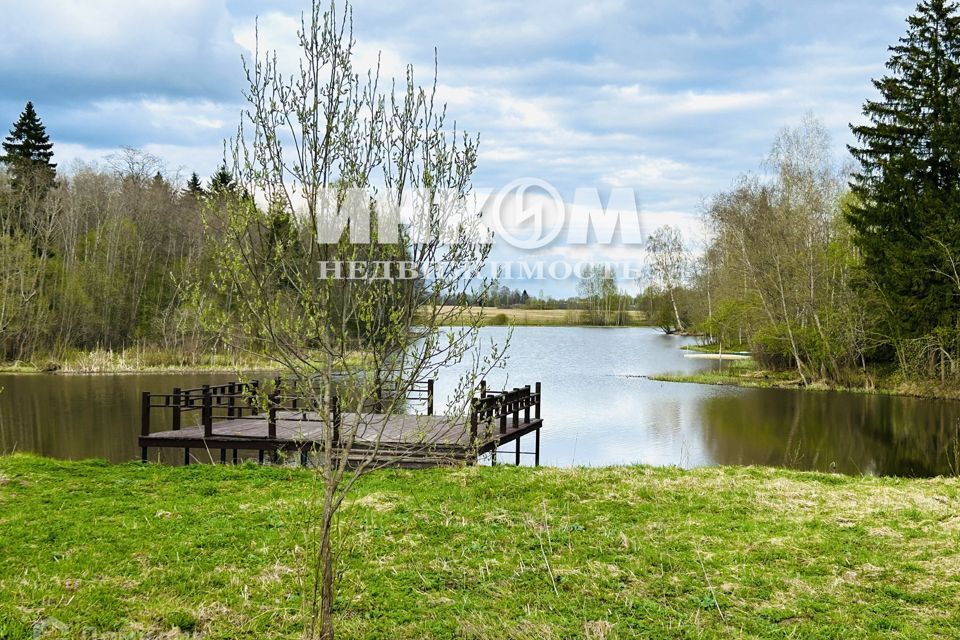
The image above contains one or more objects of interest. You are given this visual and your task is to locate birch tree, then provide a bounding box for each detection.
[645,225,688,333]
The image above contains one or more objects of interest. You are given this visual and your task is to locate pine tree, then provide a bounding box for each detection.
[848,0,960,339]
[1,101,57,192]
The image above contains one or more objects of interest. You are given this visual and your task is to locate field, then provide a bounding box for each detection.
[437,306,647,327]
[2,455,960,638]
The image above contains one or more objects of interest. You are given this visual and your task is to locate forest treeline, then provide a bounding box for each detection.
[0,108,241,365]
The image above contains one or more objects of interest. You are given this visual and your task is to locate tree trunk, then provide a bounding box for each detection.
[319,513,335,640]
[669,289,684,333]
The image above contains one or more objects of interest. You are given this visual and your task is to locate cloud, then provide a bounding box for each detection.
[0,0,245,105]
[0,0,917,297]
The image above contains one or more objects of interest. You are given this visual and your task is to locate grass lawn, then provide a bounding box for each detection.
[2,455,960,638]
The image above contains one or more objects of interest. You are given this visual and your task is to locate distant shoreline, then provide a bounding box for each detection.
[652,352,960,401]
[434,305,649,327]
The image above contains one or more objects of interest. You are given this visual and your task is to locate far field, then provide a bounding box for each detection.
[437,306,647,327]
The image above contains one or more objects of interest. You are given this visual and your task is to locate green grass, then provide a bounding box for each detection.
[681,343,752,355]
[2,455,960,638]
[651,359,799,390]
[652,359,960,401]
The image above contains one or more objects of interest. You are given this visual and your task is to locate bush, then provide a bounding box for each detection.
[485,313,509,326]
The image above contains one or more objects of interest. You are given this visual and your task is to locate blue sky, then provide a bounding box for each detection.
[0,0,916,294]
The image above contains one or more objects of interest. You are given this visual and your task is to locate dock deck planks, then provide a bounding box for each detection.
[139,381,543,468]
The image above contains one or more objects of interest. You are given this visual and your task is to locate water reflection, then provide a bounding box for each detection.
[1,328,958,476]
[698,389,960,476]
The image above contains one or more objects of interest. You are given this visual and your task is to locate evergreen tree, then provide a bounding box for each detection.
[209,163,236,194]
[848,0,960,339]
[184,172,205,197]
[1,101,57,192]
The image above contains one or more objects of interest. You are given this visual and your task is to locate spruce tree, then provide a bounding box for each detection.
[848,0,960,339]
[209,164,236,194]
[184,172,205,197]
[1,101,57,192]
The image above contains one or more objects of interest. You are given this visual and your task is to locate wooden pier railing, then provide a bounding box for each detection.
[469,382,542,465]
[139,377,543,467]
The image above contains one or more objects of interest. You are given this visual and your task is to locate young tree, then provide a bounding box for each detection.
[645,225,688,333]
[848,0,960,346]
[1,101,56,193]
[577,264,623,326]
[209,2,500,637]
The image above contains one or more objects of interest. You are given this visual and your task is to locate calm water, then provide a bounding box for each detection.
[2,327,959,476]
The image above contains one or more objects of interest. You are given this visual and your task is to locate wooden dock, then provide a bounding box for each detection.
[139,379,543,468]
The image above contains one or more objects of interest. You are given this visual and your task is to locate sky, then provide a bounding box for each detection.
[0,0,916,295]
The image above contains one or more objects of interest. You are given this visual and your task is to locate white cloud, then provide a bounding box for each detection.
[0,0,242,102]
[0,0,918,290]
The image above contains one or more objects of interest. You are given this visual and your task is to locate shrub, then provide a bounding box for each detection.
[485,313,509,326]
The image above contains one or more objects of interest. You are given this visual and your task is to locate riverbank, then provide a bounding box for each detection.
[436,305,648,327]
[653,358,960,401]
[2,455,959,638]
[0,348,279,375]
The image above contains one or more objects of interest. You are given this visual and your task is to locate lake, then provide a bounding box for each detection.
[2,327,959,476]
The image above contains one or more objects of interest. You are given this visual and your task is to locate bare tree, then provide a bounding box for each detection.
[207,2,502,637]
[703,116,850,383]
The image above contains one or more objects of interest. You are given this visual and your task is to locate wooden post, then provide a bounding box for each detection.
[512,388,520,428]
[499,394,507,435]
[232,449,238,465]
[184,448,190,465]
[140,391,150,462]
[535,382,541,419]
[202,385,213,438]
[427,379,434,416]
[515,435,521,465]
[268,391,278,439]
[140,391,151,437]
[480,379,487,399]
[227,383,236,419]
[172,387,182,430]
[220,448,226,464]
[258,449,265,465]
[523,385,531,423]
[535,428,541,467]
